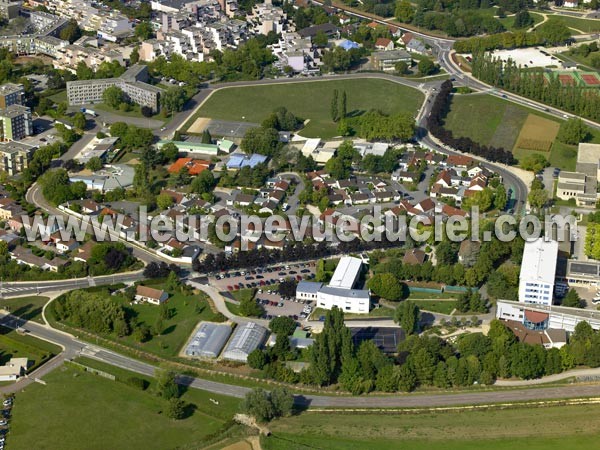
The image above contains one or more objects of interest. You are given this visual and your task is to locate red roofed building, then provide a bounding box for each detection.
[168,158,210,175]
[446,155,475,168]
[374,37,394,51]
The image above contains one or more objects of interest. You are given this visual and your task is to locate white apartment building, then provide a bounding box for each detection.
[519,239,559,306]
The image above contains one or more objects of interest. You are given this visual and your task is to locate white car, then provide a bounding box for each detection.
[2,400,10,407]
[0,420,7,426]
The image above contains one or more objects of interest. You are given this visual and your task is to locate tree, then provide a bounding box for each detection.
[102,86,125,109]
[269,316,297,337]
[367,273,407,301]
[394,301,420,335]
[417,58,436,76]
[166,398,186,420]
[156,193,174,210]
[520,153,549,173]
[161,87,188,115]
[513,10,533,29]
[269,387,294,418]
[239,297,263,317]
[85,156,103,172]
[76,61,94,80]
[395,61,409,75]
[155,369,179,399]
[562,289,583,308]
[340,90,347,120]
[59,19,82,43]
[160,142,179,162]
[191,170,215,194]
[494,184,507,211]
[536,19,572,45]
[557,118,590,145]
[72,112,86,131]
[396,0,415,23]
[248,349,268,369]
[135,21,153,40]
[313,31,329,48]
[241,388,275,422]
[330,89,339,122]
[201,129,212,144]
[528,187,548,211]
[130,46,140,65]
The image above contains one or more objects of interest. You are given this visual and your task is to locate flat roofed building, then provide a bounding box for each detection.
[0,141,34,175]
[519,239,558,306]
[66,65,163,113]
[185,322,232,358]
[0,105,33,142]
[371,49,411,71]
[576,143,600,178]
[0,83,24,109]
[222,322,268,362]
[329,256,363,289]
[564,260,600,287]
[0,357,28,381]
[296,280,323,301]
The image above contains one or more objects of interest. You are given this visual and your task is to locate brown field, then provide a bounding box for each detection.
[514,114,560,153]
[188,116,211,133]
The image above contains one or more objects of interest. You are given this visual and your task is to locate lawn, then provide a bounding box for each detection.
[191,79,424,138]
[47,89,67,104]
[443,94,579,169]
[92,102,168,123]
[50,285,225,358]
[498,11,544,31]
[0,296,49,323]
[545,15,600,33]
[7,364,243,450]
[0,325,61,372]
[410,300,456,315]
[262,404,600,450]
[230,287,256,303]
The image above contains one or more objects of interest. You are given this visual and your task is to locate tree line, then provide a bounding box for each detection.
[427,80,517,165]
[471,53,600,122]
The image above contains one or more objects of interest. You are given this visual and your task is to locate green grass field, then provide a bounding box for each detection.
[443,94,582,169]
[411,300,456,315]
[546,15,600,33]
[51,286,224,358]
[192,79,424,138]
[0,296,49,323]
[230,287,256,303]
[0,325,61,372]
[7,364,242,450]
[262,404,600,449]
[498,11,544,31]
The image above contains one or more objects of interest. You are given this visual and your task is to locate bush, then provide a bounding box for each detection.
[125,376,149,390]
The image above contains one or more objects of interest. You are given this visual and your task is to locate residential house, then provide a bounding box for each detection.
[403,248,426,265]
[374,37,394,51]
[135,285,169,305]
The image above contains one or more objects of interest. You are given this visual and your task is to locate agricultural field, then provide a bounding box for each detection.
[190,79,424,138]
[443,93,586,170]
[7,364,242,450]
[262,404,600,450]
[514,114,560,153]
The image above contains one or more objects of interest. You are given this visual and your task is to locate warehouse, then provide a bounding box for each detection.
[222,322,269,362]
[184,322,233,358]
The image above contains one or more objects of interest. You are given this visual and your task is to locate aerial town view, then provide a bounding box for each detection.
[1,0,600,448]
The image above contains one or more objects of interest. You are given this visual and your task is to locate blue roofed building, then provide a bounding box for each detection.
[338,39,359,51]
[226,153,268,169]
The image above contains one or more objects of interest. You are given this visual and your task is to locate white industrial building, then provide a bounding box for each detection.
[222,322,268,362]
[296,256,370,314]
[519,239,558,306]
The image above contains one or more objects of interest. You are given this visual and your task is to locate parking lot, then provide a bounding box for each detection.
[209,262,317,321]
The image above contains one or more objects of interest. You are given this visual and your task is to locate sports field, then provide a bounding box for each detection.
[262,404,600,450]
[190,79,424,138]
[7,364,241,450]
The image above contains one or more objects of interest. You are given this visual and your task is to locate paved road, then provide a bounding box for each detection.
[25,183,164,265]
[7,308,600,406]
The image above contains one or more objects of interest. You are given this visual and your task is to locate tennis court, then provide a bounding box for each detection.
[350,327,405,354]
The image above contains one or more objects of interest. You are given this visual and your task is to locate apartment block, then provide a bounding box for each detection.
[66,65,163,113]
[0,141,34,175]
[0,105,33,142]
[0,83,24,109]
